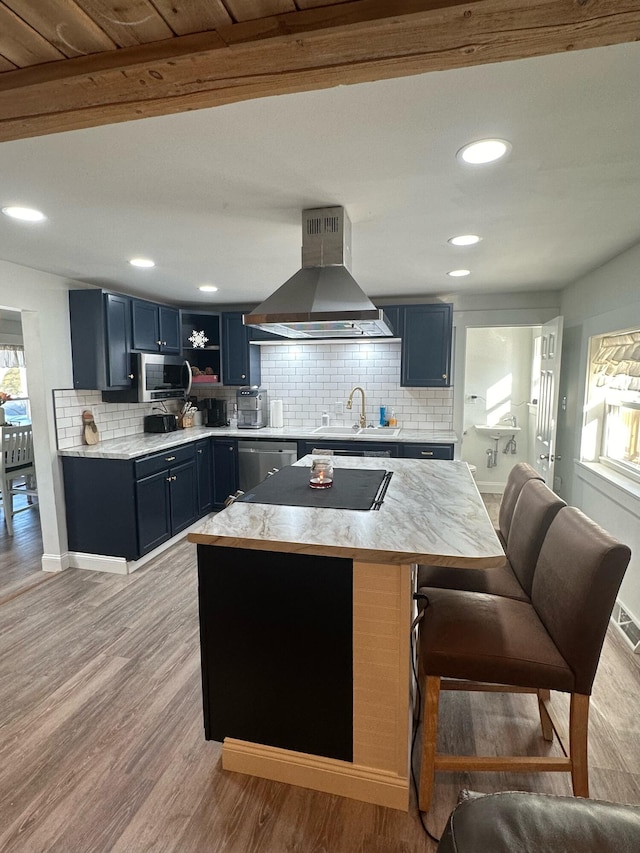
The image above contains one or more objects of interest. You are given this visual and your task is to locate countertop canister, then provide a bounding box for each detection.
[270,399,284,428]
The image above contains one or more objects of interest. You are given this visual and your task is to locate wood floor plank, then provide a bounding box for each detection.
[0,507,639,851]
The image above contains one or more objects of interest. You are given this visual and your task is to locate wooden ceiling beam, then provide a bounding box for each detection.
[0,0,638,142]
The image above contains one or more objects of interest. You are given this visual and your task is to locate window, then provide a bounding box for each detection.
[0,345,30,425]
[585,330,640,483]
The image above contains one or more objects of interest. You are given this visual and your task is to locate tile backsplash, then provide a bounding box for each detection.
[192,341,453,431]
[55,341,453,448]
[53,390,184,450]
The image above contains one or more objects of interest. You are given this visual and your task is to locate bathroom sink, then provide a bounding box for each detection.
[312,425,400,438]
[474,424,522,436]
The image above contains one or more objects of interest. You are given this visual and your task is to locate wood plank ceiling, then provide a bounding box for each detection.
[0,0,638,143]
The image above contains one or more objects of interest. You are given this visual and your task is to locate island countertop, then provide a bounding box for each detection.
[189,455,504,569]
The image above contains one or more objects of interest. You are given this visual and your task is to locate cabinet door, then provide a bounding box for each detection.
[169,459,198,534]
[222,312,261,386]
[159,306,181,353]
[136,469,171,555]
[213,440,238,507]
[195,438,213,516]
[400,304,452,388]
[105,293,133,388]
[132,299,160,351]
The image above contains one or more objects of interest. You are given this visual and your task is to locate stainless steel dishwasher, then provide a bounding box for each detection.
[237,440,299,491]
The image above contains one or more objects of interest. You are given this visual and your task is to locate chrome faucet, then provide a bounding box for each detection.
[346,386,367,428]
[502,414,517,428]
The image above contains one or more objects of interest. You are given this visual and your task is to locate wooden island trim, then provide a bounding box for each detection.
[187,530,505,569]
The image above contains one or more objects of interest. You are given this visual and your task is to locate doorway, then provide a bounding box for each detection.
[461,325,541,494]
[0,308,43,598]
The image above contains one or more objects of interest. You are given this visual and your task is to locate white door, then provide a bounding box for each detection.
[534,316,563,485]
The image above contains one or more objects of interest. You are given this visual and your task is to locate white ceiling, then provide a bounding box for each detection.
[0,41,639,310]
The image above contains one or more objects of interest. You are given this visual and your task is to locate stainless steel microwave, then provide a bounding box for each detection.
[135,353,192,402]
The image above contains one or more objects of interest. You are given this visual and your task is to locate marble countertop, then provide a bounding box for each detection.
[189,455,504,568]
[58,425,458,460]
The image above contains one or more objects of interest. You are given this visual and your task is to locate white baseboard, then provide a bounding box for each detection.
[475,479,505,494]
[65,518,205,575]
[41,552,70,573]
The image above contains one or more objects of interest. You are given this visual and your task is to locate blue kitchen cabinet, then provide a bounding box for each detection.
[381,303,453,387]
[69,289,134,391]
[222,312,261,386]
[63,443,199,561]
[136,468,172,554]
[212,439,239,507]
[195,438,213,515]
[132,299,181,353]
[401,303,452,387]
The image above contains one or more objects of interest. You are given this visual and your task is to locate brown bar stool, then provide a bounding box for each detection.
[418,474,562,602]
[417,506,631,812]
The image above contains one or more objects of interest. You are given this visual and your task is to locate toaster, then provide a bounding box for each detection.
[144,413,178,433]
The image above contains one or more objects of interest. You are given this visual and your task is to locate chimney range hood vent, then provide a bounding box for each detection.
[243,207,394,339]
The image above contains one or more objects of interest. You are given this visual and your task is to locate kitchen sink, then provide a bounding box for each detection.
[312,425,400,438]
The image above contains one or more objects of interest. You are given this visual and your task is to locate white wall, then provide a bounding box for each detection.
[0,260,75,569]
[559,242,640,627]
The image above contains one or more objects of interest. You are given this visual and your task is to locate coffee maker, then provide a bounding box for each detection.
[236,386,268,429]
[202,398,228,427]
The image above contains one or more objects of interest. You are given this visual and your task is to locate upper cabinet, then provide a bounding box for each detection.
[222,312,261,386]
[181,311,222,388]
[132,299,180,353]
[69,289,133,391]
[384,303,453,388]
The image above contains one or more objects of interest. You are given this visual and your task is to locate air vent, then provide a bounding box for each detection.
[613,601,640,653]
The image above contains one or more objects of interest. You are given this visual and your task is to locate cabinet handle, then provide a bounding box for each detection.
[442,373,447,380]
[163,340,167,346]
[157,340,162,346]
[128,374,134,379]
[166,476,172,482]
[197,449,203,454]
[421,451,434,456]
[173,475,177,481]
[241,373,246,379]
[166,456,176,462]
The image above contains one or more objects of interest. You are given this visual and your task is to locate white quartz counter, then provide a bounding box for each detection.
[58,425,458,460]
[189,455,503,569]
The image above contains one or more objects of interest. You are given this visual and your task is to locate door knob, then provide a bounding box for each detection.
[552,454,562,462]
[539,454,549,460]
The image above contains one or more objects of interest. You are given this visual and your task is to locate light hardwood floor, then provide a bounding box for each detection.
[1,500,639,852]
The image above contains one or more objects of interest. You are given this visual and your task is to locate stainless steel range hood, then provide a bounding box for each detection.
[243,207,394,339]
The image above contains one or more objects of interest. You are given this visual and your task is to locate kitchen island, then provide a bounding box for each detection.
[189,455,504,811]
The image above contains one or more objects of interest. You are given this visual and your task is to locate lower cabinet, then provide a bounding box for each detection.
[63,442,202,561]
[212,439,239,508]
[195,438,213,515]
[135,446,198,555]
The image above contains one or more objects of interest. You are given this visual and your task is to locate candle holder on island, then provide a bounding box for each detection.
[309,458,334,489]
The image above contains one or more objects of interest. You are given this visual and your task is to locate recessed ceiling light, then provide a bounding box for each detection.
[457,139,511,164]
[448,269,471,277]
[2,205,46,222]
[198,285,218,292]
[129,257,155,268]
[448,234,482,246]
